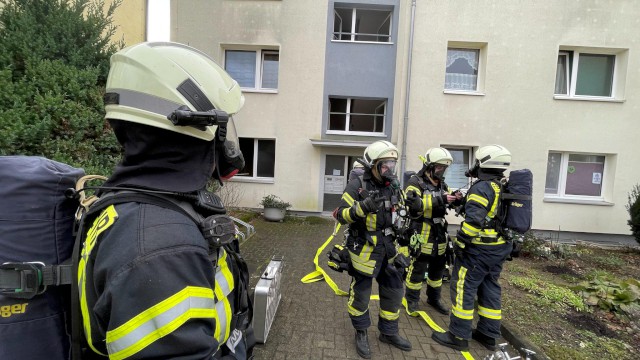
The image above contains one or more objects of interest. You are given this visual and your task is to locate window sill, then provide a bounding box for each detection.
[443,90,485,96]
[331,40,394,45]
[240,89,278,94]
[230,177,275,184]
[325,131,387,137]
[543,197,614,206]
[553,95,625,103]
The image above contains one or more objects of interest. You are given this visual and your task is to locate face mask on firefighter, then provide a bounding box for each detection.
[213,116,245,182]
[431,164,448,180]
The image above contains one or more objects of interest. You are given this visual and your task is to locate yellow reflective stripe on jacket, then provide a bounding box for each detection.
[461,221,481,237]
[467,194,488,207]
[105,286,216,360]
[405,185,421,195]
[342,192,355,206]
[487,182,501,218]
[380,308,399,320]
[424,193,433,218]
[478,305,502,320]
[213,250,234,344]
[78,205,119,357]
[366,213,377,231]
[341,208,354,223]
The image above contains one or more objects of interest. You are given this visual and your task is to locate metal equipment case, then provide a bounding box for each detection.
[252,255,284,343]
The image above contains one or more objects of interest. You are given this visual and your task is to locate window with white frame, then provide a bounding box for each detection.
[224,49,279,90]
[545,152,606,198]
[237,138,276,178]
[445,48,480,91]
[328,97,385,135]
[555,49,621,98]
[443,147,472,191]
[333,7,391,43]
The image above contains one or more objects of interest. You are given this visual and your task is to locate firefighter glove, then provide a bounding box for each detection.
[405,190,422,214]
[359,196,381,214]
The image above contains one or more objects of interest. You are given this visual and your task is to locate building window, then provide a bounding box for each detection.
[328,97,385,135]
[333,7,391,43]
[445,48,480,91]
[554,50,615,98]
[238,138,276,178]
[545,152,605,198]
[443,147,472,191]
[224,49,279,91]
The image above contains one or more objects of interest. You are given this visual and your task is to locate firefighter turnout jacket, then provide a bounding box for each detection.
[78,200,237,359]
[405,174,453,256]
[334,171,398,278]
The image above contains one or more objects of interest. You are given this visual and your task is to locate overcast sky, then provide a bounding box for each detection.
[146,0,171,42]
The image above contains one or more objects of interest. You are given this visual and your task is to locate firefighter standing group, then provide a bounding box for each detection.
[334,140,514,358]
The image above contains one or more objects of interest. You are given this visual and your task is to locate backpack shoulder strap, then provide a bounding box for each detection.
[357,173,368,192]
[410,174,428,192]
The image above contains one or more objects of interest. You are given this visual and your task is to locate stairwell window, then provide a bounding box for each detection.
[333,7,392,43]
[328,97,386,135]
[237,138,276,179]
[224,49,279,91]
[554,47,627,101]
[545,152,606,199]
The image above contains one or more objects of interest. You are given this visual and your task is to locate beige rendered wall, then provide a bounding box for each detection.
[110,0,145,46]
[404,0,638,235]
[172,0,328,212]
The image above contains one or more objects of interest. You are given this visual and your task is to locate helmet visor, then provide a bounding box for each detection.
[378,159,398,176]
[433,164,448,179]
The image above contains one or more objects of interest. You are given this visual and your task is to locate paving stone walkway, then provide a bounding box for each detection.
[241,216,513,360]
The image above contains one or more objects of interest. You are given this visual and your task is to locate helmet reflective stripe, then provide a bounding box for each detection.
[475,144,511,169]
[105,42,244,141]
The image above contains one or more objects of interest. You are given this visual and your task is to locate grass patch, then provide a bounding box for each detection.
[507,275,588,312]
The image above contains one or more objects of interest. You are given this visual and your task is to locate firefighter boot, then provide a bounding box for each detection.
[379,333,412,351]
[432,331,469,351]
[355,329,371,359]
[406,300,420,315]
[426,286,449,315]
[472,329,497,351]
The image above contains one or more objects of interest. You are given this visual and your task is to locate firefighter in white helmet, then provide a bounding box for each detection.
[334,140,412,359]
[78,42,252,359]
[403,147,463,316]
[432,145,513,352]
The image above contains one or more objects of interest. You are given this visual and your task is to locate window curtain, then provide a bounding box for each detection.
[445,49,478,91]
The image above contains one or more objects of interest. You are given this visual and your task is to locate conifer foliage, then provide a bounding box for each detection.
[627,184,640,244]
[0,0,123,174]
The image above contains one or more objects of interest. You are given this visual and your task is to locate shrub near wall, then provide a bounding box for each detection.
[0,0,123,175]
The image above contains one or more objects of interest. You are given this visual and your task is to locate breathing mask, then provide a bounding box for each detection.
[376,159,400,189]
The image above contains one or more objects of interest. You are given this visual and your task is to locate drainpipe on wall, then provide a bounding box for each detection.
[399,0,416,187]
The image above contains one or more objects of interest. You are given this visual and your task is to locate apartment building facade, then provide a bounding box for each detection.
[158,0,638,239]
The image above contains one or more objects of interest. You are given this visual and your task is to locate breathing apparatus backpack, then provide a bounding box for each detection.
[0,156,254,359]
[0,156,83,360]
[496,169,533,258]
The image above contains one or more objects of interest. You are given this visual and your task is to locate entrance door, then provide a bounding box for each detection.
[323,155,360,211]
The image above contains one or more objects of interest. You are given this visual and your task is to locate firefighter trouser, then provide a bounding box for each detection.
[448,242,512,339]
[347,260,404,335]
[405,251,446,303]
